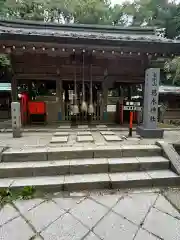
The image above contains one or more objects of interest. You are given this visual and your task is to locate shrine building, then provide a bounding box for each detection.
[0,19,180,125]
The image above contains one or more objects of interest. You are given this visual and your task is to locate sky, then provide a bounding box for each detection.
[111,0,180,5]
[111,0,131,4]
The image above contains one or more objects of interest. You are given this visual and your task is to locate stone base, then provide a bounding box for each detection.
[136,126,164,139]
[12,129,22,138]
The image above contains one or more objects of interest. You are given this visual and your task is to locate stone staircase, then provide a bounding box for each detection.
[0,144,180,191]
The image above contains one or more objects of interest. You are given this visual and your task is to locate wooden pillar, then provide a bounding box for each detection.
[102,81,108,121]
[56,78,64,121]
[11,74,18,102]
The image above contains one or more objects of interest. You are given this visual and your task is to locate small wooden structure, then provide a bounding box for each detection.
[1,19,180,124]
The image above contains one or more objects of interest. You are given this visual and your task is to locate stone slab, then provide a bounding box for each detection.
[25,201,65,232]
[100,131,115,135]
[0,160,70,178]
[77,131,92,136]
[121,145,162,157]
[58,125,71,129]
[70,198,109,228]
[91,194,121,209]
[136,156,169,171]
[96,125,107,128]
[41,213,88,240]
[84,232,100,240]
[94,211,138,240]
[2,148,48,162]
[112,192,157,225]
[14,198,44,214]
[64,173,110,191]
[146,170,180,186]
[103,135,122,141]
[0,204,19,226]
[109,171,151,189]
[53,197,81,211]
[47,147,94,160]
[156,141,180,175]
[154,195,180,219]
[11,176,64,191]
[108,158,140,172]
[77,135,94,142]
[50,136,68,143]
[143,208,180,240]
[135,229,160,240]
[54,132,69,136]
[70,158,108,174]
[0,216,34,240]
[164,189,180,212]
[136,126,164,138]
[78,125,88,129]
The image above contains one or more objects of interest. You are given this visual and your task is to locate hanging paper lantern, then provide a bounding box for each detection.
[81,101,87,112]
[72,104,79,114]
[88,103,94,114]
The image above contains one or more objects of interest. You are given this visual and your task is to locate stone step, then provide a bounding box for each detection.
[0,157,169,178]
[1,145,162,162]
[0,170,179,191]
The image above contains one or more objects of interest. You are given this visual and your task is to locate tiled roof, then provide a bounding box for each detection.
[0,19,177,43]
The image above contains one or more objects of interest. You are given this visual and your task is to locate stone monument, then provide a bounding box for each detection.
[11,102,22,138]
[136,68,164,138]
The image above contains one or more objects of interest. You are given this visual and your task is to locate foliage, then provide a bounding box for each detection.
[21,186,36,199]
[0,54,11,68]
[0,186,36,206]
[164,57,180,85]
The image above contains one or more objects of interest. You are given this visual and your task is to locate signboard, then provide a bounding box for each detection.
[123,106,142,111]
[143,68,160,129]
[107,105,116,112]
[123,101,142,111]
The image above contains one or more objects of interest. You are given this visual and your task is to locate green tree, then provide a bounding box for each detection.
[164,57,180,86]
[2,0,45,20]
[120,0,180,38]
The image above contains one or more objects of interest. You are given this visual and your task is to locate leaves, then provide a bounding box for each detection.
[0,186,36,207]
[164,57,180,85]
[0,54,11,68]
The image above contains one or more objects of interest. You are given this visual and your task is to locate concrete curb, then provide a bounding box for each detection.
[156,141,180,176]
[0,127,180,133]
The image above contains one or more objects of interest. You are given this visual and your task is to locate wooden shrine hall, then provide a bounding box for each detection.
[1,19,180,125]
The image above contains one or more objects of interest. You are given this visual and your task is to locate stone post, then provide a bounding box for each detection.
[136,68,164,138]
[11,102,22,138]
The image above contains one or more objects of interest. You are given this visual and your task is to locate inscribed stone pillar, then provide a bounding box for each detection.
[11,102,22,138]
[136,68,164,138]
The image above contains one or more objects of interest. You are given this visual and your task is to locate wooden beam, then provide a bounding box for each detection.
[16,73,144,83]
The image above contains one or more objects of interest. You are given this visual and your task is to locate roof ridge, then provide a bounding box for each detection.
[0,18,156,35]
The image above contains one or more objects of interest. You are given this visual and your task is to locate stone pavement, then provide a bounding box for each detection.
[0,188,180,240]
[1,128,180,149]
